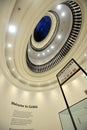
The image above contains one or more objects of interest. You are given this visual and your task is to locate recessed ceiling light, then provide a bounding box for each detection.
[57,34,62,39]
[7,43,12,48]
[84,53,87,57]
[47,49,50,53]
[61,12,66,17]
[12,68,15,72]
[56,4,62,10]
[8,57,12,61]
[37,53,40,57]
[8,25,17,33]
[28,49,31,52]
[42,52,45,56]
[51,45,54,49]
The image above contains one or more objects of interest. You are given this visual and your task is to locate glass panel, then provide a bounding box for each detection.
[34,16,51,42]
[59,98,87,130]
[70,98,87,130]
[59,109,75,130]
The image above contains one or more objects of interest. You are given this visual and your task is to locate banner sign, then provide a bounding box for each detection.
[56,59,80,85]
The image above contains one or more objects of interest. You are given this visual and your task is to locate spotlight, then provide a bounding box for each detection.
[8,24,17,34]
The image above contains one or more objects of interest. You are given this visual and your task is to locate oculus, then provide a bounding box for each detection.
[34,16,52,42]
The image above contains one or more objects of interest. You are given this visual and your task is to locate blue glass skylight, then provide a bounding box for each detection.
[34,16,51,42]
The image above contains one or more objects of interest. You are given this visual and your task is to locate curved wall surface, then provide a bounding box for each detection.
[0,0,87,130]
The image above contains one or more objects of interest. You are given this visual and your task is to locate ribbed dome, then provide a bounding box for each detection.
[0,0,86,91]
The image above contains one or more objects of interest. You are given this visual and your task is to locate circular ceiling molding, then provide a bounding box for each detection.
[3,0,83,91]
[26,1,82,73]
[31,11,59,50]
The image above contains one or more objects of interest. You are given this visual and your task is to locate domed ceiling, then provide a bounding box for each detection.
[0,0,87,91]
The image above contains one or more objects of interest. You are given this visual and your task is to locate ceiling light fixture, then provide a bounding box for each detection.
[51,45,54,49]
[12,68,15,72]
[8,57,12,61]
[8,24,17,34]
[37,53,40,57]
[57,34,62,39]
[42,52,45,56]
[28,49,31,52]
[56,4,62,10]
[61,12,66,17]
[84,53,87,57]
[47,50,50,53]
[7,43,12,48]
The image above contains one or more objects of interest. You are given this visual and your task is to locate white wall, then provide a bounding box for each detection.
[0,71,66,130]
[0,70,87,130]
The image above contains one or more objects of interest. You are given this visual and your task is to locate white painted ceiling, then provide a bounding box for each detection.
[0,0,87,91]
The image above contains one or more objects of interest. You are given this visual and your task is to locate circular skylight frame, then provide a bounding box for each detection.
[26,1,82,73]
[30,11,59,51]
[34,16,52,42]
